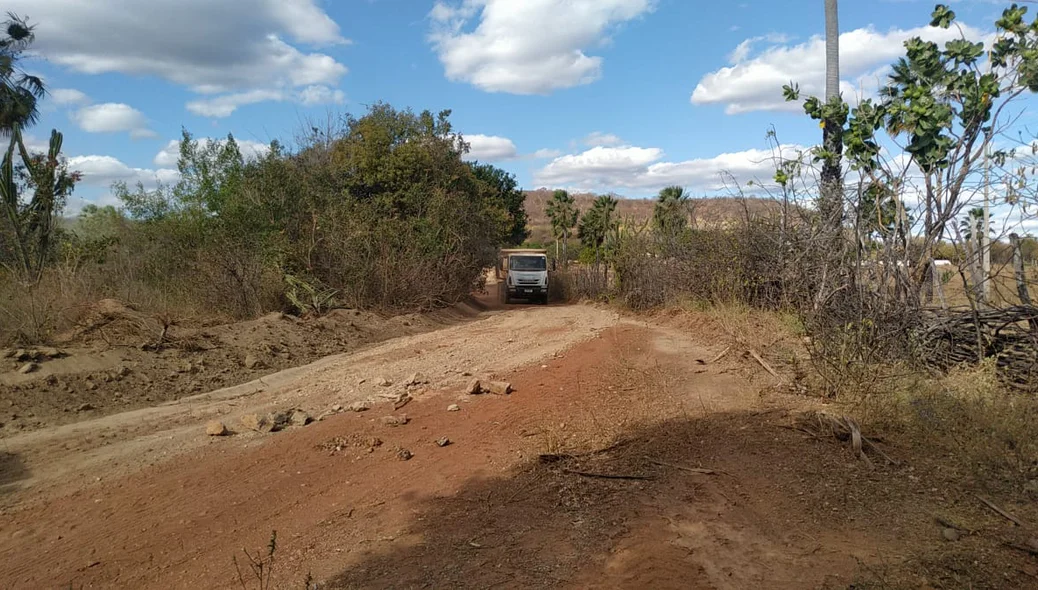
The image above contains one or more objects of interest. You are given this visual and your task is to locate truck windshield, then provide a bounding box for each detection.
[510,256,546,271]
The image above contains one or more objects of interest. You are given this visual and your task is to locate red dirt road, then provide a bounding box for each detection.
[2,303,1035,589]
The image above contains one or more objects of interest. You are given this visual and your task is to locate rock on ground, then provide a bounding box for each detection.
[436,437,451,447]
[397,448,413,461]
[348,401,371,412]
[485,381,512,395]
[18,363,38,375]
[381,415,410,427]
[464,379,482,395]
[243,354,265,370]
[206,421,229,436]
[240,413,271,433]
[447,404,461,412]
[289,410,312,427]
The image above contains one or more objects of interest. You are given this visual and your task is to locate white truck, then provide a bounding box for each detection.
[496,248,550,304]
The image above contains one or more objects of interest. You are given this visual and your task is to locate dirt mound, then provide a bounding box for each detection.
[0,300,485,435]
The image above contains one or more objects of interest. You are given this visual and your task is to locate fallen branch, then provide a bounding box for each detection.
[749,349,780,378]
[709,346,731,364]
[976,494,1026,527]
[561,469,654,481]
[646,458,723,476]
[1004,541,1038,557]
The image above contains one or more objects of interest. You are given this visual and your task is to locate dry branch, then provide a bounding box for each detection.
[749,349,780,378]
[976,494,1026,527]
[561,469,654,481]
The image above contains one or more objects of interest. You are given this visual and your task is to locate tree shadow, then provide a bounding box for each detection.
[322,411,910,590]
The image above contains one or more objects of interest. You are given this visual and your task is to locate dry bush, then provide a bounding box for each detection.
[890,361,1038,485]
[550,265,610,302]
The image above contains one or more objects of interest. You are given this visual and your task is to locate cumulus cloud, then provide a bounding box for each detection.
[692,23,985,114]
[68,155,179,188]
[153,137,272,167]
[49,88,90,106]
[10,0,349,116]
[70,103,156,139]
[534,144,805,193]
[429,0,655,94]
[582,132,625,147]
[461,134,519,161]
[531,148,563,159]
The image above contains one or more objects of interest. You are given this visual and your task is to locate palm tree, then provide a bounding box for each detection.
[0,13,46,132]
[652,185,689,247]
[820,0,843,234]
[545,189,578,265]
[578,195,618,271]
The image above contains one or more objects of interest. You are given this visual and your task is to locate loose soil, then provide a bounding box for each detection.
[1,289,1036,589]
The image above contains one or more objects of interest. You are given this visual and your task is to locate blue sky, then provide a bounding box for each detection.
[13,0,1024,212]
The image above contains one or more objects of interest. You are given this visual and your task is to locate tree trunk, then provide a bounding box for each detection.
[1011,233,1032,306]
[821,0,843,236]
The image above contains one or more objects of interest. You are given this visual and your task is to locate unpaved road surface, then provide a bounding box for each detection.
[1,299,1036,589]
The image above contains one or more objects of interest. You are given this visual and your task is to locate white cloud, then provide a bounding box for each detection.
[71,103,156,138]
[49,88,90,106]
[534,144,805,193]
[68,155,179,188]
[298,85,346,106]
[692,23,986,114]
[10,0,349,116]
[582,132,625,147]
[461,134,519,161]
[187,90,285,118]
[531,148,563,159]
[153,137,272,167]
[429,0,655,94]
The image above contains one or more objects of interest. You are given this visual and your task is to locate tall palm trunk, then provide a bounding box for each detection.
[816,0,845,309]
[821,0,843,233]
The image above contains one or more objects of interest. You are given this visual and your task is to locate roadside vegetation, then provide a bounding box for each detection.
[546,4,1038,494]
[0,17,527,344]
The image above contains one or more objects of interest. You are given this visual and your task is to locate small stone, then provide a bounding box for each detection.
[397,449,413,461]
[0,348,14,359]
[76,403,94,412]
[461,371,473,377]
[405,372,427,386]
[1024,479,1038,494]
[447,404,461,412]
[290,410,312,427]
[941,528,960,542]
[86,382,98,391]
[205,421,229,436]
[243,354,264,370]
[44,375,58,386]
[17,362,38,375]
[13,349,30,361]
[485,381,512,395]
[376,377,392,387]
[357,378,367,385]
[464,379,482,395]
[115,365,132,377]
[331,404,343,413]
[367,437,383,448]
[436,437,451,447]
[241,413,271,433]
[38,347,62,358]
[267,411,292,432]
[381,414,410,427]
[348,401,371,412]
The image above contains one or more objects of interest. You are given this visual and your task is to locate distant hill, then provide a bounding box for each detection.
[523,189,781,243]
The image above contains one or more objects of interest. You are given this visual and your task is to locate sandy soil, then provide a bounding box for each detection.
[1,291,1037,589]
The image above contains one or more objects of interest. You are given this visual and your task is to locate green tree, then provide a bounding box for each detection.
[0,13,45,131]
[470,162,529,246]
[579,195,619,269]
[788,3,1038,300]
[652,185,689,247]
[545,189,578,264]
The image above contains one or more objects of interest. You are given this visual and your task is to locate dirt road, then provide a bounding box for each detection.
[1,299,1034,588]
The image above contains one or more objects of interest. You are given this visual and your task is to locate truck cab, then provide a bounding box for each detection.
[497,249,549,304]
